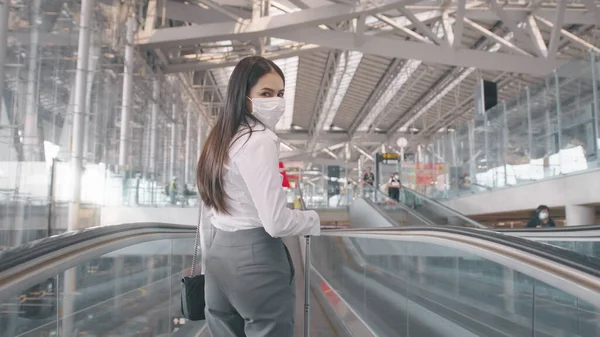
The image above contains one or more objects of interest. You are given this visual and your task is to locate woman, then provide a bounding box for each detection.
[526,205,556,228]
[387,172,402,202]
[196,56,321,337]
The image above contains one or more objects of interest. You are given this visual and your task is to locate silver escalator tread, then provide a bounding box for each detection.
[197,237,337,337]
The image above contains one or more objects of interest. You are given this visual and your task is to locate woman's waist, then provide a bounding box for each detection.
[211,225,279,246]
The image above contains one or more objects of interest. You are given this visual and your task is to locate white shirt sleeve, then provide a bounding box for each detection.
[199,205,214,275]
[235,134,320,237]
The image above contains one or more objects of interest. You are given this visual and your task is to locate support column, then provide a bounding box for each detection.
[22,0,42,160]
[468,120,476,179]
[184,104,192,185]
[170,98,178,181]
[197,115,204,158]
[101,75,113,164]
[83,43,100,159]
[565,204,596,226]
[591,52,599,162]
[0,1,11,160]
[502,101,508,186]
[149,77,160,175]
[67,0,94,232]
[0,0,8,101]
[554,71,563,173]
[119,14,136,168]
[526,87,533,161]
[163,132,169,185]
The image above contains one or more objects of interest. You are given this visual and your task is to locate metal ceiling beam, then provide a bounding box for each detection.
[462,18,529,56]
[441,11,454,46]
[375,14,429,42]
[548,0,566,59]
[277,130,415,143]
[164,44,327,73]
[524,14,547,58]
[581,0,600,24]
[273,27,561,75]
[488,0,535,54]
[398,6,446,46]
[164,0,250,25]
[195,0,245,22]
[456,8,596,25]
[452,0,466,47]
[535,16,600,54]
[136,0,420,48]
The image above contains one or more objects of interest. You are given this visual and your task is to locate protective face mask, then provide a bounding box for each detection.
[248,97,285,130]
[539,212,549,220]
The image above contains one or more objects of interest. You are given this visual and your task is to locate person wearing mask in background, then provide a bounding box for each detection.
[526,205,556,228]
[196,56,320,337]
[362,166,375,199]
[387,172,402,202]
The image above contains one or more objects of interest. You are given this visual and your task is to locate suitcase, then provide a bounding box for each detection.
[303,235,311,337]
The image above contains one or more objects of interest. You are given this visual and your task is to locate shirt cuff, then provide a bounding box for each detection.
[305,210,321,236]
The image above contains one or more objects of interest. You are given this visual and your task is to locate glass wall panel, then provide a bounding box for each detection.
[421,54,600,201]
[0,4,205,247]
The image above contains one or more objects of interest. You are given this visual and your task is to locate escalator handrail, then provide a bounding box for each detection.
[400,186,487,228]
[497,224,600,234]
[320,227,600,305]
[0,223,195,303]
[321,226,600,279]
[0,223,194,274]
[301,189,600,277]
[361,191,437,227]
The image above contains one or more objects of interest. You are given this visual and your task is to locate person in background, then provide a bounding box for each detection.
[526,205,556,228]
[362,166,375,199]
[169,176,178,205]
[387,172,402,202]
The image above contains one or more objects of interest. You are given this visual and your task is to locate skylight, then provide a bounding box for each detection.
[357,59,421,132]
[357,22,444,132]
[321,51,363,130]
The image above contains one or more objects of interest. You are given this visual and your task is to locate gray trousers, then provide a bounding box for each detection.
[204,227,296,337]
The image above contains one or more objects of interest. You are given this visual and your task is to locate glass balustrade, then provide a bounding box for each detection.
[0,237,205,337]
[311,234,600,337]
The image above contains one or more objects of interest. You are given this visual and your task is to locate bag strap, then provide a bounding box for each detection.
[190,201,203,277]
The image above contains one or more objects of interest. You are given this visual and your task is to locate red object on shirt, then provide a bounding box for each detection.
[279,161,291,188]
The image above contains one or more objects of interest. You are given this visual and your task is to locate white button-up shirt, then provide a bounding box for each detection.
[200,125,320,272]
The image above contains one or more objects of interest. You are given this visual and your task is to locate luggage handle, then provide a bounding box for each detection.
[304,235,311,337]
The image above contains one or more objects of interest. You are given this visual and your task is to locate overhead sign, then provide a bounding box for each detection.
[377,153,400,164]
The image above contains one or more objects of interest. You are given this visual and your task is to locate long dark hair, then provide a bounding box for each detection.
[197,56,285,214]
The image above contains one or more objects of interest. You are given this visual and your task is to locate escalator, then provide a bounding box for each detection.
[356,187,486,228]
[2,222,600,336]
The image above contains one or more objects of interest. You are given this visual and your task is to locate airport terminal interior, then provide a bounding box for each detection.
[1,0,600,336]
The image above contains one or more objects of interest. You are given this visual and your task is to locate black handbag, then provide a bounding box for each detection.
[181,202,206,321]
